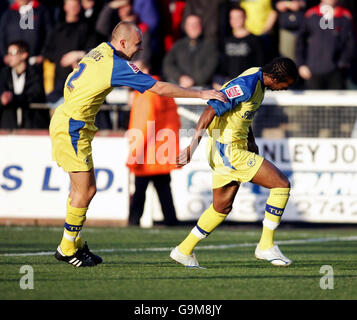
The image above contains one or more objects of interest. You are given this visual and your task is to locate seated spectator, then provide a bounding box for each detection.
[43,0,98,104]
[0,0,53,67]
[0,41,48,129]
[213,7,264,89]
[162,14,219,88]
[295,0,355,89]
[275,0,306,61]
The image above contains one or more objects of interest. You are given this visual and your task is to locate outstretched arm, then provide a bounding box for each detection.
[149,80,227,103]
[176,105,217,167]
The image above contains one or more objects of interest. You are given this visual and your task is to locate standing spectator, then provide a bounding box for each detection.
[43,0,98,104]
[0,41,48,129]
[0,0,9,19]
[240,0,278,36]
[159,0,186,53]
[81,0,104,27]
[127,60,180,226]
[0,0,53,67]
[162,14,219,88]
[132,0,162,73]
[95,0,151,65]
[213,7,264,89]
[240,0,278,63]
[295,0,355,89]
[183,0,226,41]
[275,0,306,61]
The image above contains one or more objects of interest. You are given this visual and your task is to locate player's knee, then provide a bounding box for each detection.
[279,177,290,189]
[214,203,232,215]
[87,185,97,201]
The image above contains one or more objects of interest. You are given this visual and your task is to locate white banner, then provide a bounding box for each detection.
[0,135,129,221]
[1,135,357,223]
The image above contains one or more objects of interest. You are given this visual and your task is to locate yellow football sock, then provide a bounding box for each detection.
[59,198,87,256]
[75,231,84,250]
[259,187,290,251]
[178,204,227,255]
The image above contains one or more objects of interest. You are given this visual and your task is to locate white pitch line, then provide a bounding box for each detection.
[1,236,357,257]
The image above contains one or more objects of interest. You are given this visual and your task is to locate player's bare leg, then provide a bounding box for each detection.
[55,169,102,267]
[171,181,240,268]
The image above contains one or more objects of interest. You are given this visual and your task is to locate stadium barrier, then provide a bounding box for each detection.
[1,89,357,226]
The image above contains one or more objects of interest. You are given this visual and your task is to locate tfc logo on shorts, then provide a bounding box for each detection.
[225,85,244,99]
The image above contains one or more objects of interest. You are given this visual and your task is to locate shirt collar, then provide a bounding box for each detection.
[106,42,120,57]
[258,68,265,91]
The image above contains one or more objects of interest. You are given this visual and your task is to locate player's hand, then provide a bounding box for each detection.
[176,146,192,168]
[201,89,227,103]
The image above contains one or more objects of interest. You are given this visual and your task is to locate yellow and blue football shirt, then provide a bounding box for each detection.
[206,67,266,187]
[59,41,157,132]
[50,42,157,172]
[207,67,265,144]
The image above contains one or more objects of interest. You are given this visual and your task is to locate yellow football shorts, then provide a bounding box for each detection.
[49,108,95,172]
[207,138,264,189]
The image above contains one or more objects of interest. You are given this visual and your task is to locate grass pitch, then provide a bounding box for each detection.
[0,225,356,300]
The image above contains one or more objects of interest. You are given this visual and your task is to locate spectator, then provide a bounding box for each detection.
[183,0,226,41]
[213,6,264,89]
[162,14,219,88]
[0,0,53,67]
[275,0,306,61]
[0,0,9,19]
[240,0,278,36]
[295,0,355,89]
[126,60,180,226]
[158,0,186,53]
[0,41,48,129]
[43,0,98,104]
[95,0,151,65]
[81,0,104,27]
[240,0,278,63]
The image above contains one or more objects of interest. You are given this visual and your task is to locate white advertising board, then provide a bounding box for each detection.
[1,135,357,223]
[0,135,129,221]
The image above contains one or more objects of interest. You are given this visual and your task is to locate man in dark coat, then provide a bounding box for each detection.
[0,41,48,129]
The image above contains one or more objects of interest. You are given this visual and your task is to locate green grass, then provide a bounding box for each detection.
[0,225,356,300]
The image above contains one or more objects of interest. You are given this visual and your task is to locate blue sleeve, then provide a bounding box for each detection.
[208,77,255,116]
[111,58,157,93]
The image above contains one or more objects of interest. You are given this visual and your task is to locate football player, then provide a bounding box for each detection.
[50,21,227,267]
[171,57,297,268]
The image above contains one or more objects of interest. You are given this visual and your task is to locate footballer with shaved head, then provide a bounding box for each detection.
[50,21,227,267]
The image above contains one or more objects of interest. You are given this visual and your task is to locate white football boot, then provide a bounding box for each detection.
[170,246,204,268]
[255,244,292,266]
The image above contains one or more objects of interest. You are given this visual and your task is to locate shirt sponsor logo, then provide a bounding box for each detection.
[127,62,140,73]
[224,85,244,99]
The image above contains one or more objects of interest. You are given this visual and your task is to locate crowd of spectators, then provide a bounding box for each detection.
[0,0,356,129]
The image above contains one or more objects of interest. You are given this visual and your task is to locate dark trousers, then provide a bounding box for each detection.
[305,69,347,90]
[129,174,179,226]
